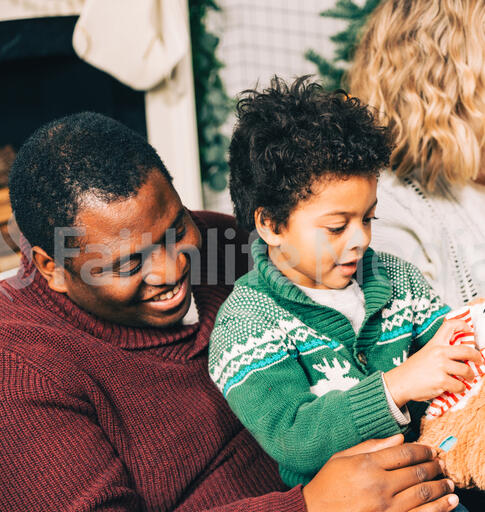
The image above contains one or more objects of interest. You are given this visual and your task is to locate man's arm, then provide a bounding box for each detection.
[204,437,458,512]
[0,349,142,512]
[303,435,459,512]
[0,350,457,512]
[202,486,305,512]
[0,349,303,512]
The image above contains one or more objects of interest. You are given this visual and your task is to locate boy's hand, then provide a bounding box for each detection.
[383,319,484,408]
[466,297,485,306]
[303,435,458,512]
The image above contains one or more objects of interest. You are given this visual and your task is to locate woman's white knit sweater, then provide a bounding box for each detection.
[372,171,485,308]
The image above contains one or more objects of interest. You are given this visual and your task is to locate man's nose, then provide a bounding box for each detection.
[143,247,187,286]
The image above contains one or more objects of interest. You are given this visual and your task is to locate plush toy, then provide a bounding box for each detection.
[419,303,485,489]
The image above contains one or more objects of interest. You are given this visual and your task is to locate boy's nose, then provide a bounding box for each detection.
[347,226,368,250]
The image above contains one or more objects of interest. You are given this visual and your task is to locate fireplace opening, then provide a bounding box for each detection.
[0,15,147,272]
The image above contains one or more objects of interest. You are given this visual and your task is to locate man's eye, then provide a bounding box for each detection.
[175,224,186,242]
[117,261,143,277]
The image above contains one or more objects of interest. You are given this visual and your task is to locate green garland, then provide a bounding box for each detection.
[306,0,381,91]
[189,0,231,191]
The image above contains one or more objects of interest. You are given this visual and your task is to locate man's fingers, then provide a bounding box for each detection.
[410,493,460,512]
[371,442,435,470]
[332,434,404,459]
[394,478,455,511]
[389,460,443,495]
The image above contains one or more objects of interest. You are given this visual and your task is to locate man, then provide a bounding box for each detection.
[0,112,458,511]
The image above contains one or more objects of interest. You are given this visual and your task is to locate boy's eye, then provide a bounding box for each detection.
[363,216,378,225]
[327,225,347,234]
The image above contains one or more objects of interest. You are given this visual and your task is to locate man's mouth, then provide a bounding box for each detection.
[148,281,183,302]
[142,268,190,302]
[141,272,190,313]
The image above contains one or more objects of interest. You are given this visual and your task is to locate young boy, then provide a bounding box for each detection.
[208,76,483,488]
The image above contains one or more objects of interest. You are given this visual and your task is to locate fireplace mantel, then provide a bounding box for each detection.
[1,0,202,212]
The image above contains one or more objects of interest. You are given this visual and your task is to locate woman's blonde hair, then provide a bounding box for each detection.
[348,0,485,190]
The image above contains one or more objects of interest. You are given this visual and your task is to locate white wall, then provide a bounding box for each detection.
[203,0,344,213]
[215,0,342,97]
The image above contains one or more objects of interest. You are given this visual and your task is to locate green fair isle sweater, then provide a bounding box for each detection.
[208,239,450,487]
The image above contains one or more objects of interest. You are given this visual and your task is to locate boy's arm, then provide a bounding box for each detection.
[382,260,483,408]
[210,317,403,478]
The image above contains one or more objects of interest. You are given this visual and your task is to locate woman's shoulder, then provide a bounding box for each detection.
[374,172,436,245]
[378,170,429,210]
[378,170,462,209]
[378,169,409,192]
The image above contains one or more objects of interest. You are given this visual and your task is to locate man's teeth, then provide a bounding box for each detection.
[151,284,181,302]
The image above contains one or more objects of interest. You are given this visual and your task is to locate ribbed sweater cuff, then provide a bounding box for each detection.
[211,485,306,512]
[382,374,411,426]
[281,485,306,512]
[347,371,402,439]
[254,486,306,512]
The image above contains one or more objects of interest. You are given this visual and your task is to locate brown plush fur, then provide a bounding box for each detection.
[419,380,485,489]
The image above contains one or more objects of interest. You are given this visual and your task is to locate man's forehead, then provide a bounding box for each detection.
[75,174,180,245]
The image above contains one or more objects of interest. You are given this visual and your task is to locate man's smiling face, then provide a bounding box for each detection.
[59,170,201,328]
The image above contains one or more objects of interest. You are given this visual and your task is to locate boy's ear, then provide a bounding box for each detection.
[32,246,68,294]
[254,208,283,247]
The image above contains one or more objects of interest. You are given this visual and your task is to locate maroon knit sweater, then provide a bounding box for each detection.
[0,211,305,512]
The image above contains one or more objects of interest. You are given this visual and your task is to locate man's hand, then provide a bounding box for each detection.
[384,319,484,407]
[303,435,459,512]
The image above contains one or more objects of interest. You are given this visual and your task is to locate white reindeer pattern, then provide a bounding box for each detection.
[309,358,360,397]
[392,350,408,367]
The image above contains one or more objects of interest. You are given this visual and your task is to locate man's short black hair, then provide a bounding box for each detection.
[9,112,171,256]
[229,75,392,232]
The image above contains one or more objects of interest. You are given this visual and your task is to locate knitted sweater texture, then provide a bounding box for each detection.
[209,239,450,487]
[372,170,485,308]
[0,212,305,512]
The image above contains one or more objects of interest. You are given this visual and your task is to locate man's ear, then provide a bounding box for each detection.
[32,246,68,293]
[254,208,283,247]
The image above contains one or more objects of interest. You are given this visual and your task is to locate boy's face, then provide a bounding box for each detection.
[263,175,377,289]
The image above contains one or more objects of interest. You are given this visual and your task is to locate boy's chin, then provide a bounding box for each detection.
[314,275,353,290]
[332,278,353,289]
[329,272,356,289]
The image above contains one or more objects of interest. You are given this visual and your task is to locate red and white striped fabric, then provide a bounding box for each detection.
[426,306,485,419]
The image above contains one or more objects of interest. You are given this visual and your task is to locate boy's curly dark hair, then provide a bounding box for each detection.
[229,75,392,231]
